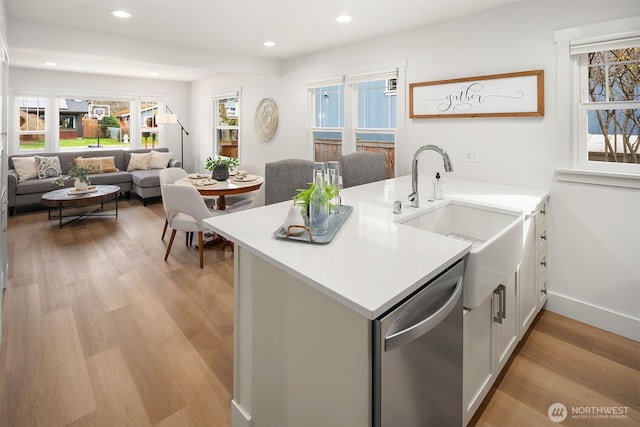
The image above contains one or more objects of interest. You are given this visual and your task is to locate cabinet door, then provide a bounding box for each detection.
[463,296,493,426]
[493,272,518,373]
[518,216,537,338]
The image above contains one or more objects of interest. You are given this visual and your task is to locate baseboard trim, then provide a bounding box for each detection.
[546,291,639,342]
[231,400,252,427]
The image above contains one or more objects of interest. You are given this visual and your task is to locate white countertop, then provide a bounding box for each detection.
[204,175,549,320]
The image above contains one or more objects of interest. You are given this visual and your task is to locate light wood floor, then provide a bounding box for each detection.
[0,199,638,426]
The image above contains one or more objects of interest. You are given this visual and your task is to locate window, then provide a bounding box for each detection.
[213,94,239,159]
[307,69,399,178]
[59,98,130,150]
[140,99,159,149]
[350,75,396,178]
[17,95,47,152]
[308,80,344,163]
[578,45,639,167]
[555,17,639,187]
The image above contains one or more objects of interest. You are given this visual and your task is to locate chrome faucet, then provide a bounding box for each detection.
[407,145,454,208]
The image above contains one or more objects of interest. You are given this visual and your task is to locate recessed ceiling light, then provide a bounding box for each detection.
[335,15,352,23]
[45,62,56,66]
[263,41,276,47]
[110,10,131,18]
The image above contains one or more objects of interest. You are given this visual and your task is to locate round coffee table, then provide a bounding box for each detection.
[41,184,120,228]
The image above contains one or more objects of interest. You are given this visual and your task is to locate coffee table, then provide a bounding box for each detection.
[41,184,120,228]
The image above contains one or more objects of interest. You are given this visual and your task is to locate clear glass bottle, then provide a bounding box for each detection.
[309,170,329,236]
[327,161,341,213]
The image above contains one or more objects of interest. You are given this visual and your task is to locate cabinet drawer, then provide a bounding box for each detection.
[536,220,547,254]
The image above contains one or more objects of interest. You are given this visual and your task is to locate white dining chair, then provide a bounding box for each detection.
[159,167,216,240]
[162,183,226,268]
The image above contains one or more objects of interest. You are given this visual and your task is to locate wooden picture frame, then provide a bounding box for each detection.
[409,70,544,118]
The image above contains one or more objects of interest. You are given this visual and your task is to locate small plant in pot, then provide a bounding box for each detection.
[293,181,340,222]
[205,156,240,181]
[54,162,92,191]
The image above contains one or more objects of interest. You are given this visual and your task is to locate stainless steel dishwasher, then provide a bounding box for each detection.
[373,259,464,426]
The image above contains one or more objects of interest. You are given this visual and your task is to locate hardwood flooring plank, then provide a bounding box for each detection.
[472,389,551,427]
[68,346,152,427]
[3,283,42,371]
[165,297,234,394]
[67,278,118,359]
[42,307,97,425]
[106,304,187,424]
[522,328,639,409]
[154,407,196,427]
[160,333,231,427]
[534,310,640,371]
[494,351,639,426]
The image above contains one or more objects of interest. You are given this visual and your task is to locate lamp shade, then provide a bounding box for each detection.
[156,113,178,124]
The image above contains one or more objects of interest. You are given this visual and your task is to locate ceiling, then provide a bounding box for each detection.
[4,0,522,82]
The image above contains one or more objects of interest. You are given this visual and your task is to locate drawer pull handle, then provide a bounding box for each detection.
[540,261,547,267]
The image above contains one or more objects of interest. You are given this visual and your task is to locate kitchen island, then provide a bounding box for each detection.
[204,175,549,427]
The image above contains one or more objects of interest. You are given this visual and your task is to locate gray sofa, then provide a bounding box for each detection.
[8,147,181,215]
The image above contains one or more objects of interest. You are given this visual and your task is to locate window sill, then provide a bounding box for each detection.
[555,168,639,189]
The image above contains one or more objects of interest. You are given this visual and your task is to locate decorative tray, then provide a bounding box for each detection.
[273,205,353,244]
[68,186,98,195]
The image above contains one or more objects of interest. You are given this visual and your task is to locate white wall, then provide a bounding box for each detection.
[190,1,639,339]
[8,67,191,166]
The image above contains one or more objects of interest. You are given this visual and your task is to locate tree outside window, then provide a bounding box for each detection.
[584,46,639,164]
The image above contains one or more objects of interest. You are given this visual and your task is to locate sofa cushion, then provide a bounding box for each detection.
[149,150,173,169]
[129,169,160,188]
[12,156,38,182]
[34,155,62,179]
[74,156,119,173]
[127,152,153,171]
[15,177,61,195]
[87,171,133,185]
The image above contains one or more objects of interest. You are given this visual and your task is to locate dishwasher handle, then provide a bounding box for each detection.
[384,275,462,351]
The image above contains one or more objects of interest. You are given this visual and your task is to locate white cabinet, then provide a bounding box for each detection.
[463,271,518,425]
[518,197,549,338]
[463,295,493,425]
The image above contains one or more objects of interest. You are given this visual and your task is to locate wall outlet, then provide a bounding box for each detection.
[464,148,479,162]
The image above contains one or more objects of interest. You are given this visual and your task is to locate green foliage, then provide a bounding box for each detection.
[100,115,121,128]
[205,156,240,171]
[294,182,340,211]
[54,162,92,186]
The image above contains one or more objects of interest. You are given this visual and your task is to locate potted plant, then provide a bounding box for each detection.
[54,162,93,191]
[294,181,340,220]
[205,156,240,181]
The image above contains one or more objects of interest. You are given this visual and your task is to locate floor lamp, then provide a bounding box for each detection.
[156,106,188,167]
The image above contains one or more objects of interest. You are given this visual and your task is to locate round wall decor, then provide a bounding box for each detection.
[254,98,279,143]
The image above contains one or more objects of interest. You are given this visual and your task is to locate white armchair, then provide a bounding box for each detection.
[162,183,225,268]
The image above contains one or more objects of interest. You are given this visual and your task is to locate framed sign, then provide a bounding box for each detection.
[409,70,544,118]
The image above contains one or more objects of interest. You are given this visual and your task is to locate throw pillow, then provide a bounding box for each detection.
[148,150,173,169]
[74,156,119,173]
[126,152,153,171]
[34,155,62,179]
[12,156,38,182]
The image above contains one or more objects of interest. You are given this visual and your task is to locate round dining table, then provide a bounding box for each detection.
[176,174,264,210]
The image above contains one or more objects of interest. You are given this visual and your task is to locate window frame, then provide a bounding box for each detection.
[554,17,640,188]
[15,93,49,153]
[212,91,240,159]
